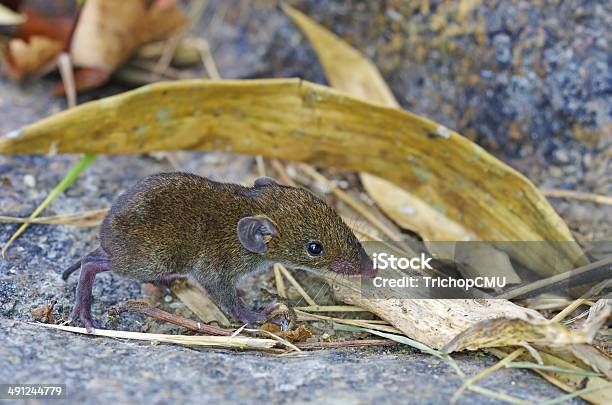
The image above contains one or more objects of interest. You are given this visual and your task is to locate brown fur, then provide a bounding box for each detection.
[67,172,373,328]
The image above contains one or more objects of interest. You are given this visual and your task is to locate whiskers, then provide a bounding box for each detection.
[290,266,363,307]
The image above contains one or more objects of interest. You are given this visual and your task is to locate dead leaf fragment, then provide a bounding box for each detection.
[0,78,585,277]
[30,300,56,324]
[261,324,312,343]
[5,35,61,79]
[582,298,611,340]
[0,3,26,26]
[442,317,590,353]
[70,0,186,72]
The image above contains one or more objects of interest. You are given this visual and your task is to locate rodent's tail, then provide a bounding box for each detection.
[62,259,81,281]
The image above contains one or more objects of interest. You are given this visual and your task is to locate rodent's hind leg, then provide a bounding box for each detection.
[62,246,109,280]
[68,259,110,333]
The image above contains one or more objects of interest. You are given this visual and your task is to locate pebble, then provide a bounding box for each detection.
[23,174,36,188]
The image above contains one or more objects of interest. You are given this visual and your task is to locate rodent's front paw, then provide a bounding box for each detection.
[262,302,293,331]
[235,307,267,327]
[262,302,281,316]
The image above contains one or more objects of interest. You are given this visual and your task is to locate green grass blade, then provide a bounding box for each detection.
[2,153,97,255]
[335,323,464,378]
[507,361,604,377]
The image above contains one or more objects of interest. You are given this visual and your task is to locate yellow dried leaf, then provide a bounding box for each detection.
[71,0,186,71]
[7,35,61,79]
[0,78,584,276]
[442,318,590,352]
[0,3,26,26]
[282,4,585,278]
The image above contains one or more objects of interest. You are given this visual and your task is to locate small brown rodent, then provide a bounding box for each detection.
[63,172,374,331]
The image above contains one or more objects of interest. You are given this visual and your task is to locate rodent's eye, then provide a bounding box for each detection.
[307,241,324,257]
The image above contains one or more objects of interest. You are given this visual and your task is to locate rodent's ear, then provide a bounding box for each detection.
[254,176,279,187]
[237,216,278,254]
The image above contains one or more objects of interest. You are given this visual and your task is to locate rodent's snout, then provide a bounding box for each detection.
[329,250,376,277]
[359,250,377,278]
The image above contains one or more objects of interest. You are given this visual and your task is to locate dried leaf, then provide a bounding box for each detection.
[5,35,61,79]
[34,322,277,350]
[30,300,56,324]
[0,79,585,277]
[0,3,25,26]
[282,4,584,277]
[2,6,75,79]
[582,298,610,340]
[442,318,590,352]
[261,324,312,343]
[15,7,74,44]
[70,0,186,72]
[330,277,546,349]
[490,347,612,404]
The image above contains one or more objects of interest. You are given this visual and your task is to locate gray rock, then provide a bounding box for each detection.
[0,319,581,404]
[0,3,605,402]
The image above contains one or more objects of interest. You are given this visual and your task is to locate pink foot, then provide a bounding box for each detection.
[69,304,101,333]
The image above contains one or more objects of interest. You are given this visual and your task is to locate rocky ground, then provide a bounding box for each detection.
[1,318,577,405]
[0,79,589,405]
[1,1,610,403]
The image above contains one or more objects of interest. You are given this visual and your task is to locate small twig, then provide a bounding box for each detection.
[539,382,612,405]
[517,341,543,365]
[505,362,603,377]
[198,39,221,80]
[33,322,278,351]
[255,156,266,177]
[551,279,612,322]
[273,263,287,299]
[542,189,612,205]
[231,324,247,337]
[244,328,301,353]
[57,53,76,108]
[451,348,524,402]
[277,264,317,306]
[0,208,108,226]
[467,385,530,405]
[110,300,231,336]
[497,256,612,300]
[295,305,367,312]
[295,339,398,350]
[270,159,297,187]
[295,310,401,334]
[152,29,185,77]
[561,309,590,325]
